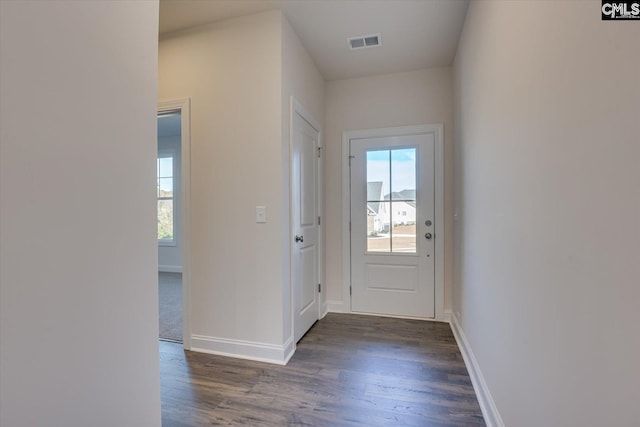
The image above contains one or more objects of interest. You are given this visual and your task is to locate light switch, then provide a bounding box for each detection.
[256,206,267,223]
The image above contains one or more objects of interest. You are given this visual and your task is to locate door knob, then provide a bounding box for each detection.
[424,233,433,240]
[295,235,304,243]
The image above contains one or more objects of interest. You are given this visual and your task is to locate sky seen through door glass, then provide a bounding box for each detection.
[366,149,416,197]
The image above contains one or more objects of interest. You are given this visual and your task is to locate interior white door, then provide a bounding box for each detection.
[350,133,435,318]
[292,110,320,342]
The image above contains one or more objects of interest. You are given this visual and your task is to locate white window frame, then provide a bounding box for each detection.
[157,149,176,247]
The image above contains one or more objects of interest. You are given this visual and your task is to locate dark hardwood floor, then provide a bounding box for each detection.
[160,313,485,426]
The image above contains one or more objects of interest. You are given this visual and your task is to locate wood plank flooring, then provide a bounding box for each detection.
[160,313,485,426]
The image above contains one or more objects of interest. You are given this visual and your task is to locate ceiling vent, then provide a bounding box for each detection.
[348,33,381,50]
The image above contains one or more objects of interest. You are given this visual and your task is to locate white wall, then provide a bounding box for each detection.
[158,134,182,272]
[0,1,161,426]
[159,11,284,355]
[281,16,325,339]
[324,68,454,309]
[159,10,324,361]
[453,1,640,425]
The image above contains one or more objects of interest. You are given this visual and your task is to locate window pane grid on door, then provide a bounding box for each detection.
[366,148,417,253]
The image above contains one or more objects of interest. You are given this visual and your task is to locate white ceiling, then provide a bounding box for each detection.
[159,0,469,81]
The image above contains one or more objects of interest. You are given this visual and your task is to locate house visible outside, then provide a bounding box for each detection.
[386,189,417,225]
[367,181,387,235]
[366,181,417,253]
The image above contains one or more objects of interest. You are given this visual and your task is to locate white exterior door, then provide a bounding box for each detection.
[292,110,320,342]
[350,133,435,318]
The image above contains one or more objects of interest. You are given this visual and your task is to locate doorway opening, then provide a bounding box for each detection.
[157,99,191,348]
[158,111,182,342]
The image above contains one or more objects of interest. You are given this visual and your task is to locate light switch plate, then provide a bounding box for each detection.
[256,206,267,223]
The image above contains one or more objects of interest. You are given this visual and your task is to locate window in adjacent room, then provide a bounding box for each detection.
[157,153,174,244]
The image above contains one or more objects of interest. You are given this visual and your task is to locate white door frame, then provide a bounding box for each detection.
[289,97,323,344]
[158,98,192,349]
[341,124,446,321]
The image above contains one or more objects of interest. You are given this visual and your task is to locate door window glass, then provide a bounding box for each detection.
[366,148,417,253]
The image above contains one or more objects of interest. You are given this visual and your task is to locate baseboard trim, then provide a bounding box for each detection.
[321,300,329,318]
[158,265,182,273]
[449,313,504,427]
[326,300,346,313]
[191,334,295,366]
[282,336,295,365]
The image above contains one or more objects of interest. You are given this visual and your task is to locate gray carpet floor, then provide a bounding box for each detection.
[159,272,182,342]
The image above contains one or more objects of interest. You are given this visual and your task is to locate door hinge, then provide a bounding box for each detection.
[349,221,351,232]
[318,283,321,293]
[318,216,321,226]
[348,155,355,166]
[317,147,323,158]
[349,286,352,296]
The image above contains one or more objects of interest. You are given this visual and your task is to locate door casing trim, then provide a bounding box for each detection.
[341,124,446,321]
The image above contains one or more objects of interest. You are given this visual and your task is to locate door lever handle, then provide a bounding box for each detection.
[295,235,304,243]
